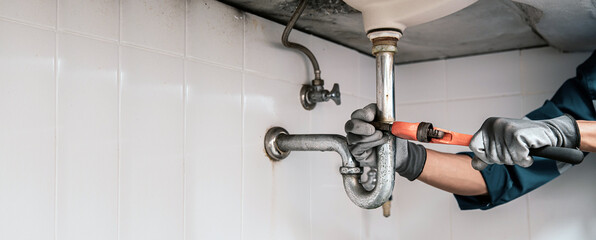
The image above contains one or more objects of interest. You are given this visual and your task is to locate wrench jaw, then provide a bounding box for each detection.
[416,122,446,142]
[428,128,446,140]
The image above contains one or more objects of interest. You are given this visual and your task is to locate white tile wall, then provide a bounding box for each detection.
[56,33,119,240]
[185,60,243,239]
[394,180,452,240]
[0,21,56,240]
[397,101,449,128]
[359,53,376,101]
[362,202,399,240]
[119,47,184,240]
[528,154,596,240]
[0,0,56,28]
[1,1,594,240]
[121,0,185,54]
[450,195,531,240]
[446,96,523,134]
[521,48,591,95]
[396,60,446,104]
[447,51,521,100]
[523,93,555,115]
[187,0,244,68]
[58,0,119,40]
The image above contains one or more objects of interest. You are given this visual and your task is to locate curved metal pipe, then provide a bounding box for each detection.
[273,133,393,209]
[276,134,356,167]
[281,0,321,80]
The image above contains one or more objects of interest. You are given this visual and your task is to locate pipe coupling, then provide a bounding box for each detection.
[340,166,363,175]
[369,30,399,55]
[372,44,397,55]
[367,30,402,41]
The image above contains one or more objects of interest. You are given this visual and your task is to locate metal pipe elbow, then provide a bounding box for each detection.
[342,136,395,209]
[264,127,395,209]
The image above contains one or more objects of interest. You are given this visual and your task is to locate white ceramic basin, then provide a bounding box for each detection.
[343,0,478,33]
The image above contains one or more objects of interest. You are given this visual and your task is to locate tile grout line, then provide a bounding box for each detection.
[58,28,119,44]
[307,49,313,239]
[117,0,122,239]
[240,10,247,240]
[308,102,313,240]
[116,44,123,240]
[447,93,523,103]
[185,55,242,71]
[1,15,247,73]
[443,59,448,110]
[0,17,169,57]
[449,199,453,240]
[118,41,184,58]
[519,50,524,118]
[182,1,188,239]
[0,16,56,31]
[446,57,453,240]
[519,50,525,97]
[54,1,59,239]
[526,195,532,240]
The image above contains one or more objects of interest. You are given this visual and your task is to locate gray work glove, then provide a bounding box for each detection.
[344,103,427,181]
[469,114,580,170]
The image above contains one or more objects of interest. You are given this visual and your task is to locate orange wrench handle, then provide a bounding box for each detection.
[389,121,419,141]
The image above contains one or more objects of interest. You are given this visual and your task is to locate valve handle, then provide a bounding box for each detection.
[329,83,341,105]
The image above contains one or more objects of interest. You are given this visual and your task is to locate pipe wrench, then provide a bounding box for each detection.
[371,121,584,165]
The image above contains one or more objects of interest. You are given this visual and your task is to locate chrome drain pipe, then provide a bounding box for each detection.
[369,29,402,215]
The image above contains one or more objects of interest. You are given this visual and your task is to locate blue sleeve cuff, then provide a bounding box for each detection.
[453,152,561,210]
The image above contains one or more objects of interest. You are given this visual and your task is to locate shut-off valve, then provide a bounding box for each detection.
[300,80,341,110]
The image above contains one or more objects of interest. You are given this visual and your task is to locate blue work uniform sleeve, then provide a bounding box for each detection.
[454,50,596,210]
[455,154,559,210]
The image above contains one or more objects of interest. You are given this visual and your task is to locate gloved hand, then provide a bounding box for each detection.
[469,114,580,170]
[344,103,427,181]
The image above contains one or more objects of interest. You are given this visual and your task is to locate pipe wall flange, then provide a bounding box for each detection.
[264,127,290,160]
[300,85,316,110]
[340,166,363,175]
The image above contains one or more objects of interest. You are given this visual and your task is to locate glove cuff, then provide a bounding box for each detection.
[565,114,581,148]
[549,114,581,148]
[395,141,427,181]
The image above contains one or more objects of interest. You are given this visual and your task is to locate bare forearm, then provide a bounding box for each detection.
[578,120,596,152]
[417,149,487,196]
